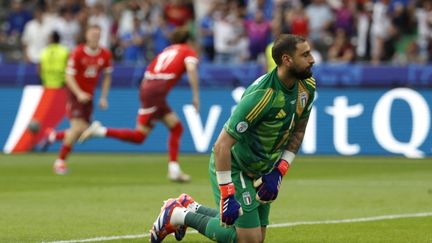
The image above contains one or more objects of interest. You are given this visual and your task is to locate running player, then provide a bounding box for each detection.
[78,27,199,182]
[53,24,113,174]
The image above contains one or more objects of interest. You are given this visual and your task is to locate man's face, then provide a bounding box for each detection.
[86,28,101,46]
[288,42,315,80]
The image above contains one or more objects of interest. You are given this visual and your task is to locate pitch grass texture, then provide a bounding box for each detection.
[1,154,431,242]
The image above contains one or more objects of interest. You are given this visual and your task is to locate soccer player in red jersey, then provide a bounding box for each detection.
[53,25,113,174]
[79,27,200,182]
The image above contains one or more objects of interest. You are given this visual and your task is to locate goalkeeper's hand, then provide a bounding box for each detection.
[254,159,290,203]
[219,182,242,226]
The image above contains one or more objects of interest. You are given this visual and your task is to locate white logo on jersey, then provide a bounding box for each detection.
[236,121,249,133]
[300,92,308,108]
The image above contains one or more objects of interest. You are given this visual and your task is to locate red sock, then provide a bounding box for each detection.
[168,122,183,162]
[106,128,146,144]
[59,144,72,160]
[55,130,65,141]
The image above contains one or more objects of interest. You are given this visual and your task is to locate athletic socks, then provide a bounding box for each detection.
[184,213,237,242]
[106,128,145,143]
[168,122,183,162]
[196,205,218,217]
[58,144,71,160]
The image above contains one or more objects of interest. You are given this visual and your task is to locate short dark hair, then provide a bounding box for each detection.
[51,31,61,43]
[272,34,306,65]
[170,27,192,44]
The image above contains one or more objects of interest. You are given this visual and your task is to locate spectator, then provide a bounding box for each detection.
[285,4,309,37]
[199,1,217,62]
[152,14,176,56]
[55,7,81,50]
[21,7,53,64]
[214,2,249,63]
[327,28,355,63]
[356,2,373,62]
[415,0,432,62]
[88,3,111,48]
[371,0,392,64]
[6,0,32,38]
[333,0,355,37]
[305,0,333,44]
[120,15,149,64]
[164,0,195,27]
[244,9,272,61]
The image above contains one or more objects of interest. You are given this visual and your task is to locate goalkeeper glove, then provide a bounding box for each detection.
[219,182,242,226]
[254,158,290,203]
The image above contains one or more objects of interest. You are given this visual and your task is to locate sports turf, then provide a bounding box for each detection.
[0,154,431,242]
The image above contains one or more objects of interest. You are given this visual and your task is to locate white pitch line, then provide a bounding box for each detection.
[45,212,432,243]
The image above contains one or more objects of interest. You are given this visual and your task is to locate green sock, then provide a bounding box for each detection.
[197,205,218,217]
[185,212,237,243]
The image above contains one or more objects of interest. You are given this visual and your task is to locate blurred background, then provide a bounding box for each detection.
[0,0,431,157]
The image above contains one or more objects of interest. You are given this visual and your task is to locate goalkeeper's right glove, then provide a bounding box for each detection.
[219,182,242,226]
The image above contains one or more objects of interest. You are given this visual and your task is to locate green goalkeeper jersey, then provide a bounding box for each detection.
[224,68,316,177]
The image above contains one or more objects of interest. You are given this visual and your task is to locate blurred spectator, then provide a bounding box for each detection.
[164,0,195,27]
[393,40,423,64]
[118,0,142,37]
[327,28,355,63]
[6,0,32,38]
[244,9,272,61]
[305,0,333,44]
[120,15,149,64]
[199,1,217,62]
[415,0,432,62]
[247,0,274,20]
[21,7,53,64]
[88,3,111,48]
[213,2,249,63]
[371,0,391,64]
[55,7,81,50]
[333,0,355,37]
[152,14,176,56]
[356,1,373,62]
[284,4,309,37]
[0,0,430,65]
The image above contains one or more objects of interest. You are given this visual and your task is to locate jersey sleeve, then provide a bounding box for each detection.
[66,49,80,76]
[300,77,316,119]
[184,47,198,65]
[224,88,274,141]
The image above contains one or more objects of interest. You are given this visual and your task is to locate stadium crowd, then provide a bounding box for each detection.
[0,0,431,65]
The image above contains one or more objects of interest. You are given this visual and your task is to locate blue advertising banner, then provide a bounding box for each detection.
[1,87,431,157]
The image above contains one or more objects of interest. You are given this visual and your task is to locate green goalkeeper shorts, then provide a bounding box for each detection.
[209,152,270,228]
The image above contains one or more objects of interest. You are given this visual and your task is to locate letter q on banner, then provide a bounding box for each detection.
[372,88,430,158]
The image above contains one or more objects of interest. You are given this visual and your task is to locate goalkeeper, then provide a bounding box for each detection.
[149,34,316,243]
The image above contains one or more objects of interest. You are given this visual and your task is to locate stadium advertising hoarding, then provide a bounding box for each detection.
[1,86,431,157]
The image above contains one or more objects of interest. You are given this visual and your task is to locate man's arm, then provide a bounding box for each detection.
[214,129,237,172]
[65,74,91,103]
[98,71,112,110]
[254,116,310,203]
[285,117,309,153]
[185,61,200,112]
[214,129,242,226]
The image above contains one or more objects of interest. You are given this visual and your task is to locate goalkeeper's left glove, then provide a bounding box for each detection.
[254,157,291,204]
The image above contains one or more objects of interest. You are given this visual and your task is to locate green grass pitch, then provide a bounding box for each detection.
[1,153,431,243]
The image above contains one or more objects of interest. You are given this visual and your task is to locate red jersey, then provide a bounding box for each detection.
[66,44,113,95]
[143,44,198,90]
